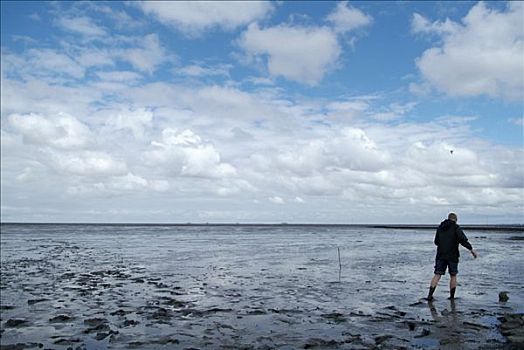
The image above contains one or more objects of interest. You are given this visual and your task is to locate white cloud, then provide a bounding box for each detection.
[119,34,168,73]
[238,23,341,85]
[509,117,524,126]
[269,196,285,204]
[76,49,114,68]
[106,107,153,139]
[413,2,524,100]
[9,113,93,149]
[1,78,102,118]
[176,63,231,77]
[27,48,85,79]
[92,4,144,31]
[326,1,372,33]
[369,102,418,121]
[145,128,237,179]
[96,70,143,83]
[274,127,390,177]
[137,1,273,35]
[48,150,127,176]
[2,79,522,221]
[411,13,458,35]
[2,32,170,79]
[110,173,168,192]
[55,16,107,37]
[331,128,390,171]
[29,12,41,21]
[4,78,520,222]
[66,173,169,196]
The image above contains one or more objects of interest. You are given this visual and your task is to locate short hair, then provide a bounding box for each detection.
[448,213,458,222]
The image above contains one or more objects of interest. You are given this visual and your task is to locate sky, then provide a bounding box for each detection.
[1,1,523,224]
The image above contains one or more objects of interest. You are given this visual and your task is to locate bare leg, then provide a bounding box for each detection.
[431,274,442,288]
[450,275,457,289]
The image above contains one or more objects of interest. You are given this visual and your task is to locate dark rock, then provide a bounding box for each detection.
[463,321,490,330]
[4,318,29,328]
[499,313,524,346]
[84,323,110,333]
[499,291,509,302]
[375,334,393,344]
[0,343,33,350]
[110,309,131,316]
[206,307,233,313]
[83,318,110,334]
[95,332,109,340]
[154,337,180,345]
[128,341,145,348]
[349,311,369,317]
[83,317,108,327]
[414,328,431,338]
[507,236,524,241]
[50,314,73,323]
[246,309,267,315]
[304,338,340,348]
[321,312,347,323]
[60,272,76,279]
[161,298,186,308]
[406,321,416,331]
[149,307,173,321]
[54,338,81,345]
[123,319,140,327]
[0,305,16,310]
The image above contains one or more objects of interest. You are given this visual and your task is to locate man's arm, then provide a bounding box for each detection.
[457,226,478,258]
[434,229,439,246]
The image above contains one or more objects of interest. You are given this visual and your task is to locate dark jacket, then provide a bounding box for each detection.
[434,219,473,262]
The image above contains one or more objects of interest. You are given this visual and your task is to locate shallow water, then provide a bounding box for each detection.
[1,224,523,349]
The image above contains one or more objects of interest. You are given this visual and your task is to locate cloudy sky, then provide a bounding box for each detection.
[1,1,523,224]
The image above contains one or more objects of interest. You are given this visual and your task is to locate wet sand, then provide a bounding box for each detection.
[1,224,523,349]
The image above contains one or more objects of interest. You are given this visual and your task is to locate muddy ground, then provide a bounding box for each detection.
[1,224,522,349]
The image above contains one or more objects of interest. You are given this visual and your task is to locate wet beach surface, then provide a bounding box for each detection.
[1,224,523,349]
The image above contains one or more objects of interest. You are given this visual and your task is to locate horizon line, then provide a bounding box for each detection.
[1,221,523,231]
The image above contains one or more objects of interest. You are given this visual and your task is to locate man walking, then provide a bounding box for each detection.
[427,213,477,301]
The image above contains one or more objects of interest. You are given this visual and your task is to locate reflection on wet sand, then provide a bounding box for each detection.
[425,300,465,348]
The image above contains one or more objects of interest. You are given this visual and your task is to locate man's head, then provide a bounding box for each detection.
[448,212,458,222]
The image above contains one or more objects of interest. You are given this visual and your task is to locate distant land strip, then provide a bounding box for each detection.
[1,222,523,232]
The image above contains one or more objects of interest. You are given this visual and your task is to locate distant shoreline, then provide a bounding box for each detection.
[1,222,523,232]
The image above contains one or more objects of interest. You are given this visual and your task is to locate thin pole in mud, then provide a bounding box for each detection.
[337,247,342,280]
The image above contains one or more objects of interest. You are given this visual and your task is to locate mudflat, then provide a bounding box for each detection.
[1,224,522,349]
